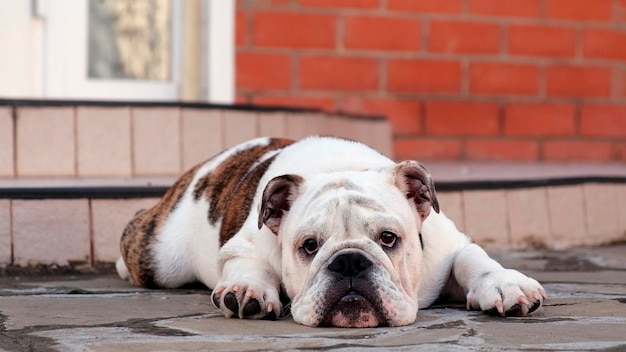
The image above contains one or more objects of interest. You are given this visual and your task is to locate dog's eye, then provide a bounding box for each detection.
[379,231,397,248]
[302,238,319,255]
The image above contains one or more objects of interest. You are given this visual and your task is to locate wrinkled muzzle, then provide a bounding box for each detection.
[320,250,388,327]
[290,246,418,328]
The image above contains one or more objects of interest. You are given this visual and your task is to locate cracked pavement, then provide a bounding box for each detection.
[1,245,625,351]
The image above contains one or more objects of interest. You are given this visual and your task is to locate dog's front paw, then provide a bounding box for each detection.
[466,269,547,317]
[211,279,283,320]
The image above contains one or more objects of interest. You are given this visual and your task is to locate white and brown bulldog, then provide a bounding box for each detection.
[116,136,546,328]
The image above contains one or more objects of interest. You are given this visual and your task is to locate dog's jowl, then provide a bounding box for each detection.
[117,136,547,328]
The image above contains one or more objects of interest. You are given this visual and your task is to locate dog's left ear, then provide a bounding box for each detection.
[393,161,440,221]
[258,174,305,234]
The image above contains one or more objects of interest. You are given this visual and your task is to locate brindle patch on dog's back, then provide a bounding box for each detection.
[121,138,293,287]
[193,138,294,245]
[120,162,204,288]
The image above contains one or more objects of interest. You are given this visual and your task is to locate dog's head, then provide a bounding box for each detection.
[258,161,439,327]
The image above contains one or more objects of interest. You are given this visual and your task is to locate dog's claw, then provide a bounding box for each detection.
[224,292,240,316]
[262,310,278,320]
[242,298,262,317]
[211,292,221,308]
[529,300,542,314]
[484,307,500,316]
[505,303,523,317]
[494,300,504,315]
[467,269,546,318]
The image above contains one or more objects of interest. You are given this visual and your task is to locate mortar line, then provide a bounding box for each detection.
[9,199,14,265]
[130,108,136,176]
[88,198,95,266]
[73,107,78,176]
[11,105,17,177]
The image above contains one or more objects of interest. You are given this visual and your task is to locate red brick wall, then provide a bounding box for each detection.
[235,0,626,162]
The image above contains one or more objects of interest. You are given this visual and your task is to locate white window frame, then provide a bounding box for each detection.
[203,0,235,104]
[37,0,234,103]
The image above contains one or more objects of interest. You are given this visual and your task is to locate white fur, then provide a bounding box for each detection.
[152,137,279,289]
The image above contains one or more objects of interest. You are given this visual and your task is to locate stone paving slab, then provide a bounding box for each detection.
[1,245,625,351]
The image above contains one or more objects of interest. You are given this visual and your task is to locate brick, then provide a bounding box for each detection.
[465,140,539,161]
[235,95,249,104]
[13,199,90,266]
[76,107,132,177]
[463,190,509,250]
[425,101,499,136]
[547,186,587,248]
[580,105,626,138]
[469,62,539,95]
[504,103,576,136]
[543,141,613,161]
[508,24,576,58]
[237,53,291,90]
[298,0,380,9]
[546,66,611,98]
[583,29,626,61]
[253,95,337,112]
[387,59,461,93]
[268,0,292,6]
[429,21,501,54]
[619,142,626,162]
[545,0,612,21]
[132,108,181,176]
[387,0,463,13]
[394,138,462,160]
[344,15,421,51]
[0,108,13,177]
[236,11,247,46]
[507,188,550,249]
[341,97,422,134]
[469,0,541,17]
[299,56,378,91]
[16,107,75,177]
[620,0,626,21]
[252,11,335,48]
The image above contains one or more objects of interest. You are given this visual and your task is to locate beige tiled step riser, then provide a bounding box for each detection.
[0,108,13,176]
[0,199,9,264]
[1,107,392,178]
[0,183,624,267]
[439,183,626,251]
[0,198,161,267]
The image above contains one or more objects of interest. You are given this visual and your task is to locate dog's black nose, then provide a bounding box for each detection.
[328,252,372,277]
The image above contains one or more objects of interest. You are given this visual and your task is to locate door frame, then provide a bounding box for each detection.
[37,0,234,103]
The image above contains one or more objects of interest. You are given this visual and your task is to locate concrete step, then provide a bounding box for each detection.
[0,99,392,178]
[1,163,624,270]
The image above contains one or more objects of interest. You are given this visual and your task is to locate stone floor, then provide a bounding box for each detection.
[1,245,625,352]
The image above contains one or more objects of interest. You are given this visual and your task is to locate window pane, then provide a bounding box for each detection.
[88,0,171,81]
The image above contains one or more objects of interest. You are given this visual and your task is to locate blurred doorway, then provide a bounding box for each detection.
[0,0,234,103]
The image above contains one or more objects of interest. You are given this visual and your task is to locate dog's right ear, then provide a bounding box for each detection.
[258,174,304,234]
[392,160,439,221]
